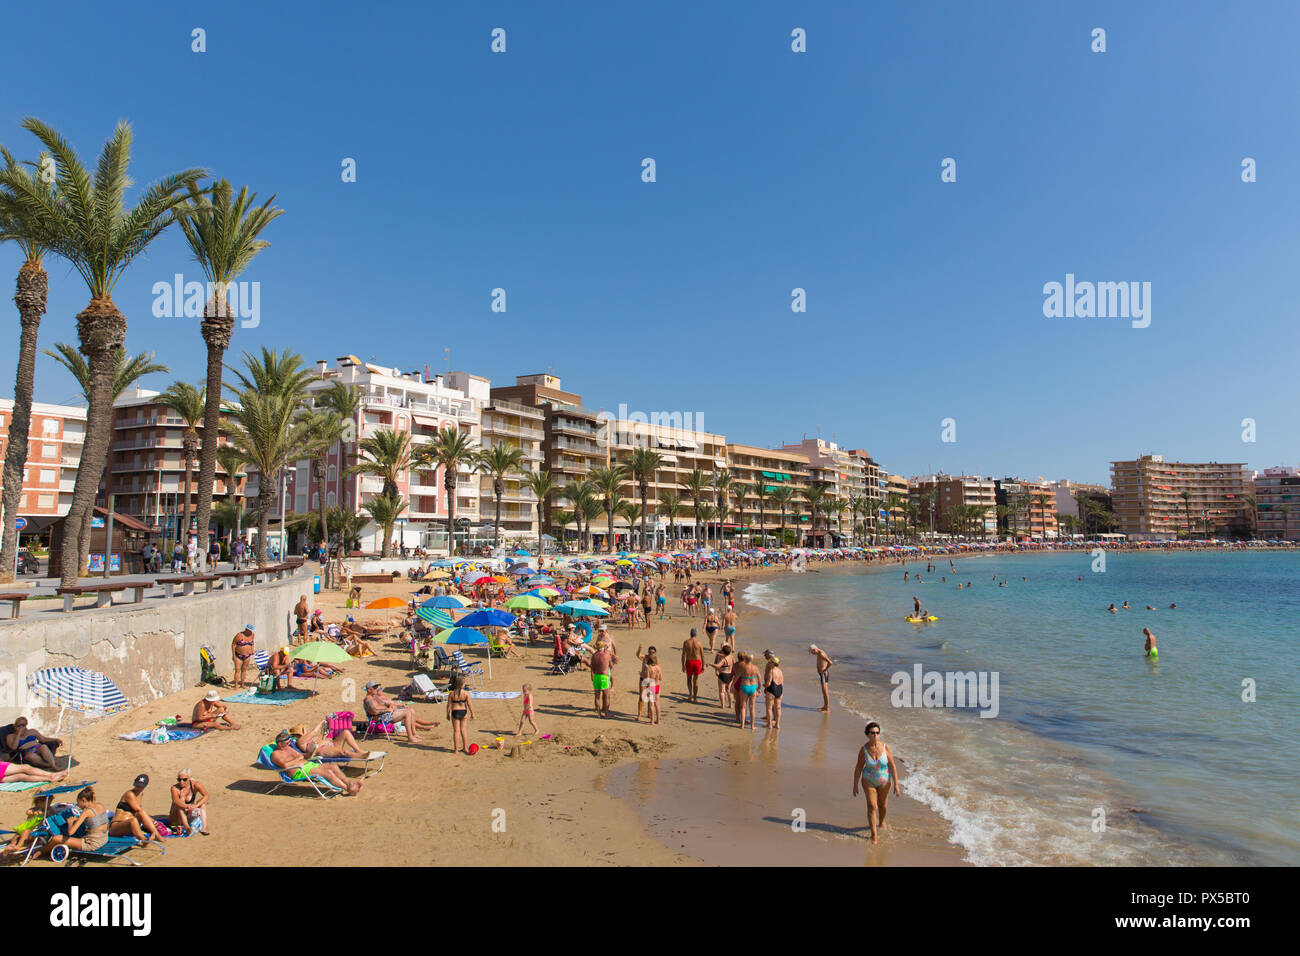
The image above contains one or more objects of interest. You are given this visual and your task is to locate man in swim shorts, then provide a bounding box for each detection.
[590,641,613,718]
[681,628,705,702]
[810,644,834,712]
[724,606,738,646]
[270,731,360,795]
[1143,627,1158,661]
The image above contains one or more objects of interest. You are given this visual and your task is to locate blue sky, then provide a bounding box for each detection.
[2,0,1297,485]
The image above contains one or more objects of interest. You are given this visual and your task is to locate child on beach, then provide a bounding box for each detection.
[516,683,539,737]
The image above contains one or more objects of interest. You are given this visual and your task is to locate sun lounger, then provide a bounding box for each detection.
[408,673,447,702]
[40,808,163,866]
[289,739,386,777]
[255,744,344,799]
[449,649,484,677]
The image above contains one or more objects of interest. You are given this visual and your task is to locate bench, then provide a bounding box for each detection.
[155,574,219,598]
[352,573,400,584]
[213,569,260,589]
[55,583,130,612]
[0,592,30,619]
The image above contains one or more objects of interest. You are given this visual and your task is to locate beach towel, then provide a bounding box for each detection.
[221,689,314,706]
[467,691,522,700]
[0,781,45,792]
[117,727,208,742]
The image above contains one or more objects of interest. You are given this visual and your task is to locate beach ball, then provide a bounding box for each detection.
[467,743,479,755]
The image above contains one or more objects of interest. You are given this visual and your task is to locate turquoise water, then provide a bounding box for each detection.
[742,551,1299,865]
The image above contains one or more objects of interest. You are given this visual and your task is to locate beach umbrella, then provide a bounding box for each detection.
[509,565,534,576]
[513,549,531,556]
[456,608,516,628]
[27,666,129,771]
[435,626,494,677]
[365,597,407,610]
[555,600,609,616]
[524,576,554,585]
[505,594,549,611]
[573,585,607,597]
[424,570,451,580]
[614,558,634,566]
[462,571,490,584]
[522,586,562,598]
[415,607,456,630]
[289,641,352,694]
[609,581,635,591]
[422,595,469,609]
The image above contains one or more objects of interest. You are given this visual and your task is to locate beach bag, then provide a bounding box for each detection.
[258,674,276,694]
[326,712,353,739]
[150,727,170,745]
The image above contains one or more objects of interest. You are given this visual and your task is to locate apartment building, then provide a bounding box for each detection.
[1047,479,1109,519]
[281,357,483,553]
[845,449,886,538]
[779,438,868,543]
[1254,466,1300,541]
[911,474,997,537]
[887,474,911,533]
[606,417,727,547]
[472,396,545,541]
[1110,454,1252,539]
[105,387,243,539]
[995,478,1060,540]
[725,443,811,544]
[487,375,609,545]
[0,399,86,525]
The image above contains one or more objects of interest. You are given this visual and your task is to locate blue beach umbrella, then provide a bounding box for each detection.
[456,608,516,628]
[555,600,610,617]
[422,595,469,609]
[27,666,129,770]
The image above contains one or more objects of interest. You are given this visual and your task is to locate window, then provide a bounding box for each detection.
[312,493,319,508]
[38,493,55,509]
[327,464,337,483]
[327,491,336,507]
[42,443,56,459]
[39,469,56,484]
[42,418,59,435]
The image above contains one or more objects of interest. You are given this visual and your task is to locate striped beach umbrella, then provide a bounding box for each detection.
[27,666,129,772]
[415,607,455,630]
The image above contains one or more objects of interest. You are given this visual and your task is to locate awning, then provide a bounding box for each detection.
[659,454,678,464]
[678,439,697,450]
[412,414,442,428]
[761,471,778,479]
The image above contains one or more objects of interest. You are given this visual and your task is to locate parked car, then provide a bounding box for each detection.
[17,548,41,575]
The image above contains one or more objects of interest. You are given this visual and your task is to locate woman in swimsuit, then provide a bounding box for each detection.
[710,645,735,709]
[852,722,901,845]
[762,653,784,729]
[110,774,161,843]
[231,626,256,688]
[293,720,370,759]
[169,770,210,835]
[42,786,110,856]
[0,759,67,785]
[4,717,61,771]
[703,610,719,651]
[732,652,762,731]
[446,675,475,754]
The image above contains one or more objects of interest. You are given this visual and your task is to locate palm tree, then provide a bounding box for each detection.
[215,445,247,545]
[158,382,206,544]
[712,469,733,548]
[995,505,1012,540]
[697,504,717,544]
[752,482,771,547]
[924,488,939,541]
[315,381,361,509]
[424,426,478,556]
[350,428,411,500]
[475,442,525,549]
[521,469,558,558]
[222,349,315,565]
[883,491,904,544]
[43,343,169,569]
[561,479,594,553]
[628,448,662,552]
[580,497,604,551]
[297,406,348,558]
[176,179,284,569]
[1178,490,1193,537]
[13,118,204,587]
[864,496,881,544]
[550,509,575,550]
[801,484,828,546]
[769,486,795,548]
[619,501,642,548]
[680,469,710,547]
[590,465,629,553]
[657,491,683,548]
[730,482,750,545]
[0,147,55,584]
[1034,492,1052,541]
[362,494,407,559]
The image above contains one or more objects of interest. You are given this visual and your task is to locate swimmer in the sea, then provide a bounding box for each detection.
[912,596,921,616]
[1143,627,1158,661]
[1168,603,1177,609]
[1121,601,1131,609]
[1145,605,1155,611]
[1108,603,1118,613]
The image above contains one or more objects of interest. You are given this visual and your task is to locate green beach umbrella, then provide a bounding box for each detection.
[289,641,351,663]
[505,594,549,610]
[416,607,456,630]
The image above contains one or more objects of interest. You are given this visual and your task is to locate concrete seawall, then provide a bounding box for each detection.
[0,567,310,730]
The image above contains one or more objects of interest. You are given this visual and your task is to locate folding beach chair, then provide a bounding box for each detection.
[290,739,386,778]
[449,649,484,677]
[255,745,345,799]
[40,809,164,866]
[408,673,447,702]
[548,652,579,676]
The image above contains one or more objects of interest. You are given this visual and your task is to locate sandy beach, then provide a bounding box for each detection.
[3,558,963,867]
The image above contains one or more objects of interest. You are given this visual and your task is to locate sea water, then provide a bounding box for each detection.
[742,551,1299,866]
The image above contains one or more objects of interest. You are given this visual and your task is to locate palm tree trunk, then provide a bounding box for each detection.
[59,299,125,587]
[380,520,392,558]
[536,500,544,558]
[0,261,47,584]
[181,444,195,556]
[640,484,648,553]
[316,457,329,555]
[255,486,274,565]
[494,480,504,549]
[606,506,614,553]
[194,313,233,571]
[444,471,457,556]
